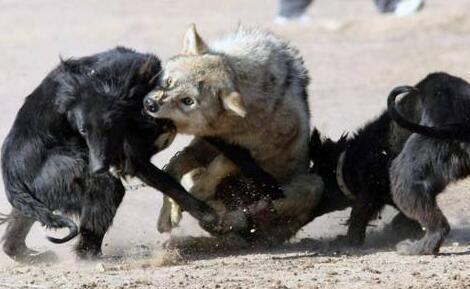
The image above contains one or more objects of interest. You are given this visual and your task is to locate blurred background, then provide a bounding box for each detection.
[1,0,470,265]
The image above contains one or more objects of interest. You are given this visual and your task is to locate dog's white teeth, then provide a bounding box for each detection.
[109,166,120,179]
[145,111,158,118]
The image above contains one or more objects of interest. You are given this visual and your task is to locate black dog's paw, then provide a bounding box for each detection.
[396,239,422,255]
[396,239,438,255]
[397,228,447,256]
[330,235,363,248]
[198,213,222,234]
[75,248,103,261]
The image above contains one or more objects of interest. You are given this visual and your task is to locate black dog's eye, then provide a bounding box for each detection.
[181,97,194,106]
[79,127,87,135]
[165,77,173,88]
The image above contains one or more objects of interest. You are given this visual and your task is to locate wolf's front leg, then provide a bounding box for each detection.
[158,196,183,233]
[157,139,219,233]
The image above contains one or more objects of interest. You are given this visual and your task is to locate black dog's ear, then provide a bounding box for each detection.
[125,57,162,99]
[60,57,84,74]
[310,129,323,162]
[55,70,79,114]
[309,129,324,172]
[55,94,76,114]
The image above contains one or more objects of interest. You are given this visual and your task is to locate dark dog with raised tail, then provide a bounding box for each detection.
[388,72,470,255]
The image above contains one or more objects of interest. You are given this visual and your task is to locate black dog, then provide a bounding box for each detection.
[309,82,424,246]
[0,47,173,262]
[388,72,470,255]
[1,47,281,262]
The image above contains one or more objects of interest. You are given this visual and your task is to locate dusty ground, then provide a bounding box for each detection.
[1,0,470,288]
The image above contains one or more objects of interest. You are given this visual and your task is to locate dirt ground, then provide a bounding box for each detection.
[1,0,470,288]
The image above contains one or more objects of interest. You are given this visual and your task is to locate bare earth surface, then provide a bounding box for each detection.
[0,0,470,288]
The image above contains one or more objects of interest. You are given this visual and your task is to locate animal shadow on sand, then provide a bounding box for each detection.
[153,212,470,262]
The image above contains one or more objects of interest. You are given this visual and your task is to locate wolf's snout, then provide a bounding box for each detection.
[144,97,159,114]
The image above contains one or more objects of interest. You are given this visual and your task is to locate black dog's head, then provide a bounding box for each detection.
[55,48,165,174]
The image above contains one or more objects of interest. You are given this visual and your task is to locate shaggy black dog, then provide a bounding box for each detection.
[1,47,281,262]
[0,47,170,262]
[309,82,424,247]
[388,72,470,255]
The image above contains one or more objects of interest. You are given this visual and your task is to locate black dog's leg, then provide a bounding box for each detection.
[392,180,450,255]
[344,197,381,246]
[2,208,57,263]
[203,137,284,199]
[394,187,450,255]
[75,175,125,259]
[391,136,451,255]
[135,161,218,230]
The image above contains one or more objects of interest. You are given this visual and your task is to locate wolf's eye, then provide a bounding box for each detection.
[181,97,194,106]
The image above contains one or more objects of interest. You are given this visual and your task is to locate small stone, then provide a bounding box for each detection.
[96,263,106,273]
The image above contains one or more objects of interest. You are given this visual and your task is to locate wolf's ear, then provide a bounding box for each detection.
[221,91,247,117]
[182,24,208,55]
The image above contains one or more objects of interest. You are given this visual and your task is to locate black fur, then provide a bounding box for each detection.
[388,72,470,254]
[309,80,423,246]
[388,85,470,142]
[1,47,150,261]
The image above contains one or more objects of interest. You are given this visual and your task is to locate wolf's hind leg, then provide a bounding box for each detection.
[189,155,239,201]
[2,208,57,263]
[272,173,324,224]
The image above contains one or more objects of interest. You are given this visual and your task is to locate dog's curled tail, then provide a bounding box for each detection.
[6,189,78,244]
[388,86,470,142]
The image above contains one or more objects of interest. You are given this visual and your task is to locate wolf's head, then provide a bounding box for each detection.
[144,25,247,135]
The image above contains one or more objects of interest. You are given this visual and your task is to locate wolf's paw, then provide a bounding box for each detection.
[158,198,182,233]
[169,198,183,227]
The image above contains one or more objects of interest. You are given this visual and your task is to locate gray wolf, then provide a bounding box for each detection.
[144,25,323,240]
[388,72,470,254]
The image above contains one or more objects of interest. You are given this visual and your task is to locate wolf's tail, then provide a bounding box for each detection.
[388,85,470,142]
[5,188,78,244]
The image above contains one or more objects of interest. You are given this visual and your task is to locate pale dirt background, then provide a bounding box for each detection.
[0,0,470,288]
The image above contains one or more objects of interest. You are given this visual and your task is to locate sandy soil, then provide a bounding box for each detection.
[0,0,470,288]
